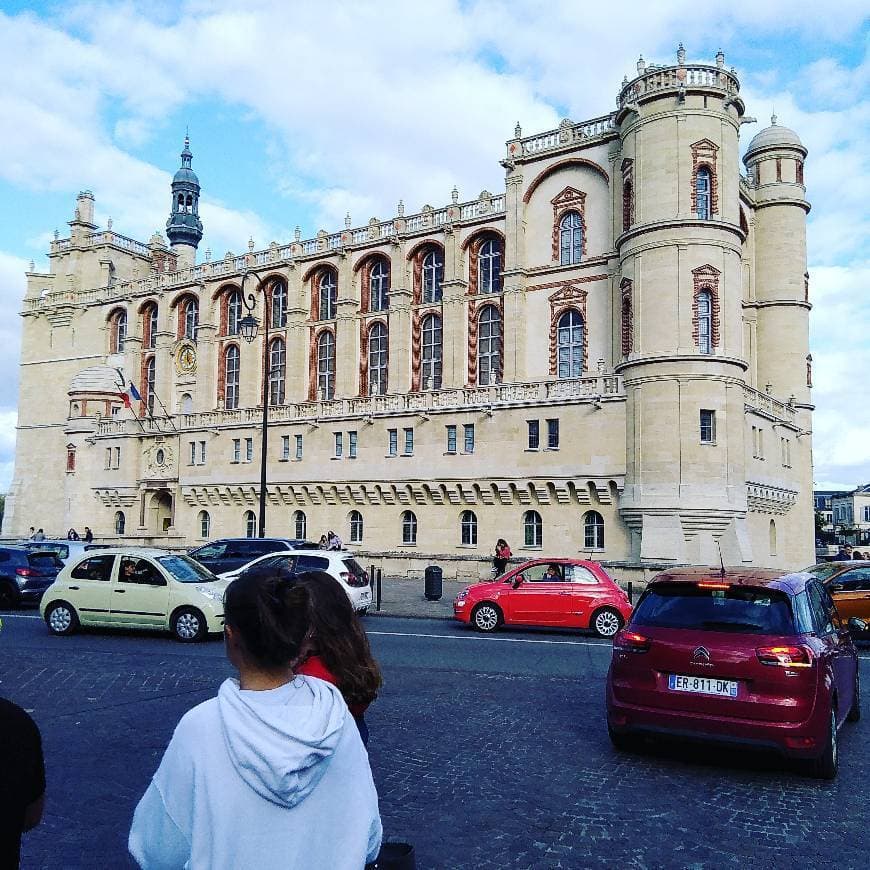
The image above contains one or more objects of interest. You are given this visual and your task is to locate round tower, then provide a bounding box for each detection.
[614,47,750,565]
[166,135,203,268]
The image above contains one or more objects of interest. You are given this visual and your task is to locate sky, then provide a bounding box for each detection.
[0,0,867,492]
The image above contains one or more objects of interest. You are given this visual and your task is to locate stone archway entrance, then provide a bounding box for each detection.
[148,489,174,534]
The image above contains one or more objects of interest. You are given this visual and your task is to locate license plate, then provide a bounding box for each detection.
[668,674,738,698]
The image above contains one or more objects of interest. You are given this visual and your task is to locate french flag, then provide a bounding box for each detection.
[117,382,142,410]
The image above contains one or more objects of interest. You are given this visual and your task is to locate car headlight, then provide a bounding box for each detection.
[195,585,224,601]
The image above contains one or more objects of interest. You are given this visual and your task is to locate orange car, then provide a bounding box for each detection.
[804,562,870,625]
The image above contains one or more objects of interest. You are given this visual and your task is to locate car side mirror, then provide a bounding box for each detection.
[848,617,867,634]
[512,577,523,589]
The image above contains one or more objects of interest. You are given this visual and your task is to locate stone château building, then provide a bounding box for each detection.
[4,47,815,577]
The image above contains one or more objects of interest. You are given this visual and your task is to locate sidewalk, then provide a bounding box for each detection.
[365,576,466,620]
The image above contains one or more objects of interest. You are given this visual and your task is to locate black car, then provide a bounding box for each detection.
[0,546,65,609]
[187,538,319,575]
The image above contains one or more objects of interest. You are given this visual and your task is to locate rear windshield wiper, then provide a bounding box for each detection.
[700,620,765,632]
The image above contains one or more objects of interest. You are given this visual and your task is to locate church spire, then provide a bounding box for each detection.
[166,134,203,263]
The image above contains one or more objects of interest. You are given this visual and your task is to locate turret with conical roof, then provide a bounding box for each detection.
[166,135,203,267]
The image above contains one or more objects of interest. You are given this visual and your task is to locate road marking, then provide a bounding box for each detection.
[1,613,42,620]
[367,629,611,647]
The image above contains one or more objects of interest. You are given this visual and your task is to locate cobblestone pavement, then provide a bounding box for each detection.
[2,613,869,869]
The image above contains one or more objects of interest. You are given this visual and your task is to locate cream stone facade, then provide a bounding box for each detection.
[4,49,815,578]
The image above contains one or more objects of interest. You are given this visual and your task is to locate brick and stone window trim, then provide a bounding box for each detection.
[172,293,199,340]
[359,317,388,397]
[307,326,335,401]
[463,229,505,297]
[468,298,504,385]
[305,265,339,322]
[354,253,391,314]
[691,264,721,351]
[412,305,440,391]
[216,342,239,408]
[547,283,588,376]
[215,283,240,336]
[690,139,719,216]
[408,240,445,305]
[107,306,126,353]
[620,278,633,358]
[66,445,76,473]
[550,187,587,262]
[621,159,634,232]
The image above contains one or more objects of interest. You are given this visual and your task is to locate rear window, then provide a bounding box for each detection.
[804,563,843,582]
[342,558,366,577]
[632,582,796,635]
[295,555,329,572]
[28,552,63,568]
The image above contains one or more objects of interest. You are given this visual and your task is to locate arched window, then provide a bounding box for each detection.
[696,166,712,220]
[697,289,713,354]
[460,510,477,546]
[349,510,363,544]
[227,290,242,336]
[402,510,418,545]
[293,510,307,540]
[317,330,336,400]
[144,356,156,416]
[769,519,777,556]
[184,298,199,341]
[199,510,210,538]
[180,393,193,414]
[422,249,443,303]
[244,510,257,538]
[142,304,157,350]
[224,345,240,410]
[557,310,584,378]
[421,314,442,390]
[112,310,127,353]
[269,338,286,405]
[524,510,542,548]
[368,323,388,396]
[478,238,502,294]
[559,212,583,265]
[319,271,337,320]
[114,511,126,535]
[271,280,288,328]
[370,260,390,312]
[477,305,501,386]
[584,510,605,549]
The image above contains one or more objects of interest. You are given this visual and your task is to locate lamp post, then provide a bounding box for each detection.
[238,270,270,538]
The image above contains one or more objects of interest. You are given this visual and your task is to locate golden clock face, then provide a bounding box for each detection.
[176,343,197,375]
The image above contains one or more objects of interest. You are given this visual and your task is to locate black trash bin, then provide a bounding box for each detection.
[366,841,416,870]
[424,565,442,601]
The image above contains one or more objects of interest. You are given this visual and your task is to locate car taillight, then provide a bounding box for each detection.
[697,581,731,590]
[16,567,35,577]
[614,630,650,653]
[756,645,813,668]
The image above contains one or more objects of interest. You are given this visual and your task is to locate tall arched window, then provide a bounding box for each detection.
[584,510,605,549]
[199,510,210,538]
[368,322,388,396]
[460,510,477,546]
[477,305,502,386]
[271,280,288,328]
[244,510,257,538]
[184,298,199,341]
[557,310,584,378]
[269,338,286,405]
[421,314,442,390]
[319,271,337,320]
[478,238,502,294]
[696,167,712,219]
[144,356,156,416]
[224,345,240,409]
[317,330,336,400]
[769,519,777,556]
[227,289,242,336]
[370,260,390,312]
[112,310,127,353]
[349,510,363,544]
[402,510,418,545]
[559,212,583,265]
[422,249,443,303]
[524,510,542,548]
[179,393,193,414]
[697,289,713,354]
[115,510,126,535]
[142,304,157,350]
[293,510,307,540]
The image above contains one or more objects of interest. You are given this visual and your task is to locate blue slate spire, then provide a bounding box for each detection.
[166,135,203,250]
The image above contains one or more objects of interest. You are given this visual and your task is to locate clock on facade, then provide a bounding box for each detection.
[175,342,197,375]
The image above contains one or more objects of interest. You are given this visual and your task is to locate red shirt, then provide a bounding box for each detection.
[296,655,368,716]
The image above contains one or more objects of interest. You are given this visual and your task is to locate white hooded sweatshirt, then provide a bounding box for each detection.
[129,676,382,869]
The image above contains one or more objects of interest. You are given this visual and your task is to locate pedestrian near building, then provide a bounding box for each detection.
[492,539,512,577]
[327,530,343,551]
[318,534,329,550]
[128,571,382,870]
[66,528,79,541]
[27,527,35,540]
[0,697,46,869]
[853,550,865,560]
[32,529,45,541]
[83,527,93,543]
[836,545,854,561]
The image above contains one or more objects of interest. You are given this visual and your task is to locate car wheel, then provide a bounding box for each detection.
[471,602,501,633]
[847,671,861,722]
[0,581,17,610]
[810,705,838,780]
[607,723,638,752]
[592,607,624,638]
[45,600,79,636]
[171,607,206,643]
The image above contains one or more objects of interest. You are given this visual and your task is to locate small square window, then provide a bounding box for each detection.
[348,431,357,459]
[403,428,414,455]
[446,425,457,454]
[547,419,560,449]
[295,434,303,460]
[700,409,715,444]
[463,424,475,454]
[245,438,253,462]
[334,432,343,458]
[388,428,398,457]
[232,439,241,462]
[527,420,539,450]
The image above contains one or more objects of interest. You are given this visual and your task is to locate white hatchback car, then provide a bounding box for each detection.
[218,549,373,613]
[39,548,227,642]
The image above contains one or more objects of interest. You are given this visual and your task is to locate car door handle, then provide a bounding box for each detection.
[68,585,79,590]
[114,589,125,593]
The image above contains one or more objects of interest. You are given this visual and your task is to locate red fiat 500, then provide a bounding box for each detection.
[606,568,862,778]
[453,558,632,637]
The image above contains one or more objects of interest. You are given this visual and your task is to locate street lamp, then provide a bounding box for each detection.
[238,269,270,538]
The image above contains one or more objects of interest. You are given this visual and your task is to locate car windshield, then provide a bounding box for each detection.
[157,555,217,583]
[803,563,843,582]
[632,582,796,635]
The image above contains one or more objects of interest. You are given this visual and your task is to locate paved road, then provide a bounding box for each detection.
[1,611,869,869]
